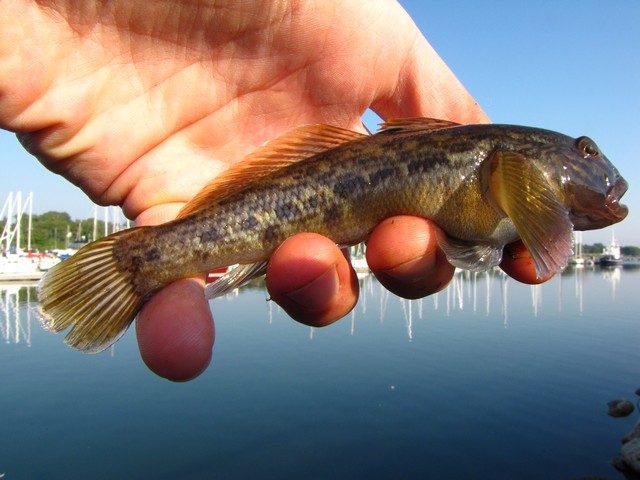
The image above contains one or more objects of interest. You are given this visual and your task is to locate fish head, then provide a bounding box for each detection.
[563,136,628,230]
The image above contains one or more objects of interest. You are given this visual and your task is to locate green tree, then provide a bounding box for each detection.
[0,211,115,251]
[28,211,72,251]
[583,243,605,255]
[621,246,640,257]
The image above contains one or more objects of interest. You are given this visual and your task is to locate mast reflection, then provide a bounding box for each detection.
[0,282,35,347]
[2,265,633,349]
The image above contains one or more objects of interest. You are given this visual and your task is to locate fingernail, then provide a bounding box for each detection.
[380,254,433,282]
[284,264,339,312]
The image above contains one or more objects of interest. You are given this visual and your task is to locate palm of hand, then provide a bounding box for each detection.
[6,1,483,225]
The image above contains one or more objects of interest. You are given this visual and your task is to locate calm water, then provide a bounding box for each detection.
[1,266,639,479]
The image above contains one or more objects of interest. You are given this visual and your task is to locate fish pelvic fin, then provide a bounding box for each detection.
[377,117,461,134]
[438,236,504,272]
[488,151,574,278]
[177,124,366,218]
[205,261,269,299]
[37,229,145,354]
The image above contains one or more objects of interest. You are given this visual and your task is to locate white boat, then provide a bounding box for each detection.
[0,251,60,282]
[599,233,623,267]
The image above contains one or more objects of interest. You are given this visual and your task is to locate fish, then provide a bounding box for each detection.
[36,118,629,353]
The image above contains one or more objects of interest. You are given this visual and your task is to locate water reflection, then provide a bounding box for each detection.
[1,265,633,350]
[1,267,637,479]
[0,282,36,347]
[226,265,635,342]
[602,266,622,299]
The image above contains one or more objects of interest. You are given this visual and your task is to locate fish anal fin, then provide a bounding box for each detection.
[177,124,366,218]
[377,117,462,134]
[488,151,574,277]
[205,261,269,299]
[438,235,504,272]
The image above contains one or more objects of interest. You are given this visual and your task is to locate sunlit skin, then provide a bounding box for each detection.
[500,241,554,285]
[0,1,540,381]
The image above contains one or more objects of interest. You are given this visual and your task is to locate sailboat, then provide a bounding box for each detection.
[0,192,59,281]
[568,231,585,267]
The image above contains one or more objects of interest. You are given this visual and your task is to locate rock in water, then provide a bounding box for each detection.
[608,399,635,418]
[621,438,640,475]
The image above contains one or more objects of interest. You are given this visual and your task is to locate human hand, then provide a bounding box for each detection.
[0,1,541,381]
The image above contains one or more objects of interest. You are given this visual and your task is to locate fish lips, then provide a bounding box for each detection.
[570,176,629,231]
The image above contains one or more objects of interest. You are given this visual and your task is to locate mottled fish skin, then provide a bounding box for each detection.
[114,126,540,291]
[36,119,628,353]
[115,125,620,291]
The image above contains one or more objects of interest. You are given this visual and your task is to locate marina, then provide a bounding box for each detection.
[0,192,58,282]
[0,192,133,282]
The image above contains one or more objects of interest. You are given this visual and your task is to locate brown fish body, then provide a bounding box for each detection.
[119,125,560,291]
[36,118,628,353]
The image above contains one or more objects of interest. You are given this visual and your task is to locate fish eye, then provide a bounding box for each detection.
[576,136,600,157]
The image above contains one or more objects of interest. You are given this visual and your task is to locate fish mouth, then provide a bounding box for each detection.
[571,176,628,230]
[605,176,629,220]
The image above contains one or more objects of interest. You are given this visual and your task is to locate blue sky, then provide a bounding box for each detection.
[1,1,638,245]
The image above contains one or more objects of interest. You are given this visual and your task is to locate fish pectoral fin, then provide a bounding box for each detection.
[204,261,269,299]
[488,151,574,278]
[178,124,366,218]
[438,236,504,272]
[377,117,462,134]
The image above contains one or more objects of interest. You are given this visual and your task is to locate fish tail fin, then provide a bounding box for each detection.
[37,229,144,354]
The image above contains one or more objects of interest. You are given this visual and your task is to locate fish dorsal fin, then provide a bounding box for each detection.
[377,117,462,134]
[488,151,574,278]
[177,124,366,218]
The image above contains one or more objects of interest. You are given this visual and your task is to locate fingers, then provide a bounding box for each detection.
[366,216,455,299]
[500,241,554,284]
[266,218,457,325]
[366,218,553,291]
[266,233,359,327]
[135,277,214,382]
[366,217,554,295]
[132,224,550,383]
